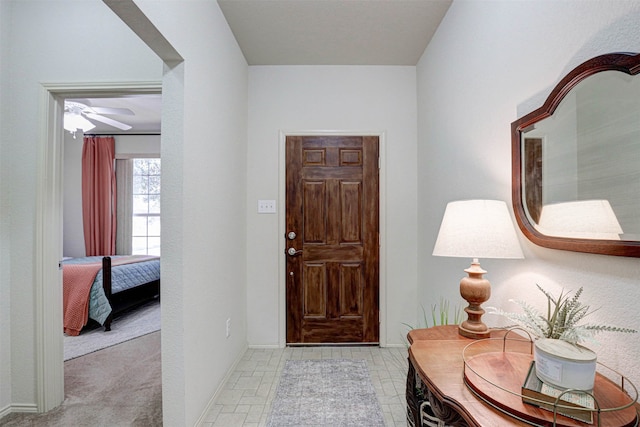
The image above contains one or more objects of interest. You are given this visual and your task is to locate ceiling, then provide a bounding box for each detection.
[66,95,162,135]
[217,0,452,66]
[81,0,451,134]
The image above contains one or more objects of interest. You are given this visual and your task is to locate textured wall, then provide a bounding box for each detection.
[246,66,418,347]
[0,0,11,416]
[417,0,640,389]
[134,1,249,425]
[3,0,161,410]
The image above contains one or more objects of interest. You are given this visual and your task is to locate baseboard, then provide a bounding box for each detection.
[193,343,249,427]
[382,343,407,349]
[248,343,403,349]
[0,402,38,420]
[248,344,281,349]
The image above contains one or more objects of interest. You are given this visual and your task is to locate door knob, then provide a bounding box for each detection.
[287,247,302,256]
[287,231,297,240]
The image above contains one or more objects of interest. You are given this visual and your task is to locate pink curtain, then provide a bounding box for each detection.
[82,136,117,256]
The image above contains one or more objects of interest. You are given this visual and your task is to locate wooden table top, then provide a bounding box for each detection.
[407,325,639,427]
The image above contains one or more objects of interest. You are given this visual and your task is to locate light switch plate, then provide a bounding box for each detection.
[258,199,276,213]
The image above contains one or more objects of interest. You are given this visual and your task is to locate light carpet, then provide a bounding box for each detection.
[266,359,386,427]
[2,331,162,426]
[64,299,160,361]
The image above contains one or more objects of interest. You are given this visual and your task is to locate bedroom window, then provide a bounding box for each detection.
[132,159,161,255]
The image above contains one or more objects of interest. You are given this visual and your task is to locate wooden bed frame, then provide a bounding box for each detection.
[100,256,160,331]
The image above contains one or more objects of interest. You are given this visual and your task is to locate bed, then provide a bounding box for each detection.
[62,255,160,336]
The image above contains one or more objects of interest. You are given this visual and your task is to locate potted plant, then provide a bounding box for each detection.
[490,285,636,390]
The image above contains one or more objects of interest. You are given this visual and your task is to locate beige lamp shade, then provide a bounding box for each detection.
[433,200,524,260]
[536,200,623,240]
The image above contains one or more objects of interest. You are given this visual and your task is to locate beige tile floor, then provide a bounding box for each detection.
[201,346,409,427]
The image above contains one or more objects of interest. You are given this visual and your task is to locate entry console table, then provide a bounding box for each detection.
[406,325,639,427]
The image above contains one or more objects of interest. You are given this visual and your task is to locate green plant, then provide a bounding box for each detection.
[402,297,462,333]
[490,284,636,345]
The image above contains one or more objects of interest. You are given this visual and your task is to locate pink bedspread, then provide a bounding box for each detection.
[63,262,102,336]
[63,255,160,336]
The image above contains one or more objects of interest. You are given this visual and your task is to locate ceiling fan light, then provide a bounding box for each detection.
[64,112,95,133]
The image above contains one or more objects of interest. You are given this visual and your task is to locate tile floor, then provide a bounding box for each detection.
[201,346,409,427]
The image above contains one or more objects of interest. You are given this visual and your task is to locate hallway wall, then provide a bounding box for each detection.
[0,0,11,415]
[1,0,162,413]
[246,65,418,347]
[417,0,640,388]
[133,1,249,424]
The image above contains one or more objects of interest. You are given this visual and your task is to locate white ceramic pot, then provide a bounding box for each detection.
[534,338,597,390]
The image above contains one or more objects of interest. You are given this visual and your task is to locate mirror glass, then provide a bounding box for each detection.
[522,71,640,241]
[512,53,640,257]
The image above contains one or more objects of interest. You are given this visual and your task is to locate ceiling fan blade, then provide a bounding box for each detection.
[85,113,132,131]
[65,100,89,114]
[89,106,135,116]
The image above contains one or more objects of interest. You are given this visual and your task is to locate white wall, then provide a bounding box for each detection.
[8,0,640,423]
[0,0,12,417]
[133,2,248,425]
[63,133,161,258]
[247,66,418,347]
[3,0,249,423]
[417,0,640,388]
[2,0,161,414]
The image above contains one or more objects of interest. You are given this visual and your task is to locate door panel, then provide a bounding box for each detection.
[340,263,363,316]
[303,182,326,242]
[303,263,326,316]
[340,182,362,242]
[286,135,379,344]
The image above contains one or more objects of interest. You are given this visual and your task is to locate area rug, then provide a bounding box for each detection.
[64,299,160,361]
[266,359,385,426]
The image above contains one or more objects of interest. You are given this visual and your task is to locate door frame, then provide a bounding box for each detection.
[36,81,162,411]
[277,130,387,347]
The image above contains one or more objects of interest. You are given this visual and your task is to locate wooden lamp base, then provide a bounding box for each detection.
[458,258,491,339]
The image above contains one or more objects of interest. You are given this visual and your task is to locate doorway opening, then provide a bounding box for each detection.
[36,83,161,411]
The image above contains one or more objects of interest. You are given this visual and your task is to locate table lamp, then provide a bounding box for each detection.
[432,200,524,339]
[537,199,623,240]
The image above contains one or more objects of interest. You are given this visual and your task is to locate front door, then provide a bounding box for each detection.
[285,135,379,344]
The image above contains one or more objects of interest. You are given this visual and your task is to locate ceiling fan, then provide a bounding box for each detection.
[64,99,134,136]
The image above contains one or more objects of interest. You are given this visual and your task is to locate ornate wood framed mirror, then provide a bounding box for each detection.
[512,52,640,257]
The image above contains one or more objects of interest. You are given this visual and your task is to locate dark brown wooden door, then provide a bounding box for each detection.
[285,135,379,344]
[524,138,543,224]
